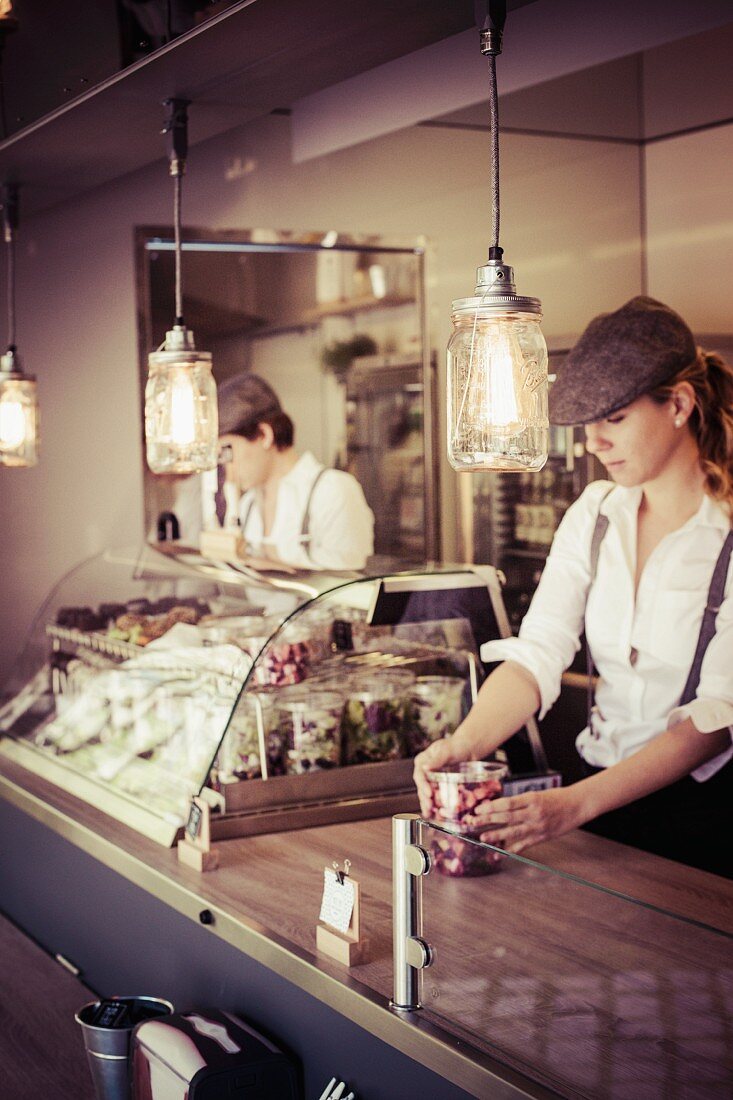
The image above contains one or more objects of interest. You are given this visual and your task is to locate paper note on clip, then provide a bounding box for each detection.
[319,868,355,934]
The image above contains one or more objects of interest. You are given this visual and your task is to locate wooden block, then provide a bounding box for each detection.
[316,922,368,966]
[199,529,243,560]
[177,838,220,872]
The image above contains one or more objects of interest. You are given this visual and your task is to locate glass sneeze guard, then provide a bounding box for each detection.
[393,815,733,1100]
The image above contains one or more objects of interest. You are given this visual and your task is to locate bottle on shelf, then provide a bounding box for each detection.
[513,472,531,548]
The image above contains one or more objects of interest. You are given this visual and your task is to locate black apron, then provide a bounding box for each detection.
[580,497,733,878]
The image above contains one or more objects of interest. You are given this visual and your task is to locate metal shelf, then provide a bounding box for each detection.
[0,0,474,218]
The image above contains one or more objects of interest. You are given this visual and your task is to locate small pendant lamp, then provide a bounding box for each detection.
[145,98,218,474]
[447,1,548,473]
[0,183,39,467]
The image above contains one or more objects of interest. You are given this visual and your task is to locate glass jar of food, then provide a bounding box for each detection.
[341,674,411,765]
[217,693,279,782]
[277,690,344,774]
[426,761,508,876]
[406,675,466,755]
[254,619,317,687]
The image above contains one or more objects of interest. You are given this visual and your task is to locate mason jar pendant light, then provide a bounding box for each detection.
[145,98,218,474]
[0,183,39,468]
[447,2,548,473]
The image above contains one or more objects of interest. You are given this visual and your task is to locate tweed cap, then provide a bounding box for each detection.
[549,296,697,425]
[217,373,282,436]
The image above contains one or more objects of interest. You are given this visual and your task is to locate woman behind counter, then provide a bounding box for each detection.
[217,373,374,571]
[415,296,733,878]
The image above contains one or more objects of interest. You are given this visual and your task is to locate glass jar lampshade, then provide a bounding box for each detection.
[0,353,38,467]
[145,325,218,474]
[447,262,548,473]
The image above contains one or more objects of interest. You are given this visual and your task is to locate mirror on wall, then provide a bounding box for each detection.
[135,227,438,564]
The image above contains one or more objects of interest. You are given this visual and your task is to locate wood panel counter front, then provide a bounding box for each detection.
[1,755,731,1099]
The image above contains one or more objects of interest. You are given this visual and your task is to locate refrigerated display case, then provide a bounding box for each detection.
[0,543,544,846]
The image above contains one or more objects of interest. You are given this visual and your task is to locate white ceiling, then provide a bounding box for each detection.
[291,0,733,160]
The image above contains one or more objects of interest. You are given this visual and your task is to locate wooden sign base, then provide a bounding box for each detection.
[316,922,368,966]
[199,529,243,560]
[177,796,220,873]
[316,871,368,966]
[177,839,220,872]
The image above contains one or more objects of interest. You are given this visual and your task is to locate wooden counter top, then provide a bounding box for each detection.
[1,756,732,1099]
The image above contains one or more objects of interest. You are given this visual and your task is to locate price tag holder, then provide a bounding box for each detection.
[177,796,220,873]
[316,861,367,966]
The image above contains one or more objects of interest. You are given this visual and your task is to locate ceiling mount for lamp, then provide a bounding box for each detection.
[447,0,549,474]
[144,98,218,475]
[0,182,39,468]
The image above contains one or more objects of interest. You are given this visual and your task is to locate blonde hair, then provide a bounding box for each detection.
[650,349,733,510]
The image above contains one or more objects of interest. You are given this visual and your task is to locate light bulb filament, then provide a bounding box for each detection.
[486,331,519,428]
[0,399,27,449]
[169,369,197,446]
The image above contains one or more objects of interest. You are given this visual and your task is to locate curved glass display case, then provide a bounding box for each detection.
[0,542,540,845]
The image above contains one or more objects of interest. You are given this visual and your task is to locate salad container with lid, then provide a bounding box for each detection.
[277,689,344,774]
[406,675,465,754]
[217,692,280,782]
[426,760,508,876]
[341,674,411,765]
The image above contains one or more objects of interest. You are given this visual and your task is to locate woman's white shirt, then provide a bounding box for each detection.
[239,451,374,570]
[480,480,733,781]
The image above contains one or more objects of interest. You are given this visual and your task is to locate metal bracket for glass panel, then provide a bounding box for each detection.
[392,813,433,1012]
[466,651,479,705]
[252,693,268,781]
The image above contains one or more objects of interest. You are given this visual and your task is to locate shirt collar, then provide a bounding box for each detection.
[279,451,321,488]
[600,481,730,532]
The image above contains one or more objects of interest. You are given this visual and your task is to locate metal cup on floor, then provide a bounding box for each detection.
[76,995,173,1100]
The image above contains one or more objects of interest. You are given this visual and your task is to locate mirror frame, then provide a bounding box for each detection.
[134,225,440,562]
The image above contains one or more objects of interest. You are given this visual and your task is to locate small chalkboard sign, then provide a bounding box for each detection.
[186,801,204,842]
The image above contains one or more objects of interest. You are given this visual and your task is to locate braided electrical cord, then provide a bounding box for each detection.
[6,219,15,349]
[487,52,500,252]
[173,171,183,324]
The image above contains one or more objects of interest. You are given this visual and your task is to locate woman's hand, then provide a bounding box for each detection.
[413,735,467,817]
[474,785,586,855]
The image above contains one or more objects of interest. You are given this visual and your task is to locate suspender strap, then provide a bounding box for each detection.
[240,496,255,541]
[240,466,327,547]
[586,488,614,724]
[300,466,328,539]
[678,529,733,706]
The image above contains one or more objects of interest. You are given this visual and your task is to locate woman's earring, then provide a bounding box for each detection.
[674,418,683,428]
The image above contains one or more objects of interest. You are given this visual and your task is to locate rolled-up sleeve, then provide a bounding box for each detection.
[303,470,375,571]
[480,482,610,719]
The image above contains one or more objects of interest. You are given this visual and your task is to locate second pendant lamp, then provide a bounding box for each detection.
[145,98,218,475]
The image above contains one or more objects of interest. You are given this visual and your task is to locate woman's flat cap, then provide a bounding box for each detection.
[549,296,696,425]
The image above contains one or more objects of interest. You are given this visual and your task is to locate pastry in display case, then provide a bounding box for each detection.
[0,543,547,846]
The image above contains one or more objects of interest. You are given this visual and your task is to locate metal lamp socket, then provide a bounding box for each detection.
[148,325,212,368]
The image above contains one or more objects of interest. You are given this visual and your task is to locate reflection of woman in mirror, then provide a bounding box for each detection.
[415,297,733,878]
[217,373,374,570]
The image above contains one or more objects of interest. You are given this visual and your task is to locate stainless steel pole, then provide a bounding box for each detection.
[392,813,432,1011]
